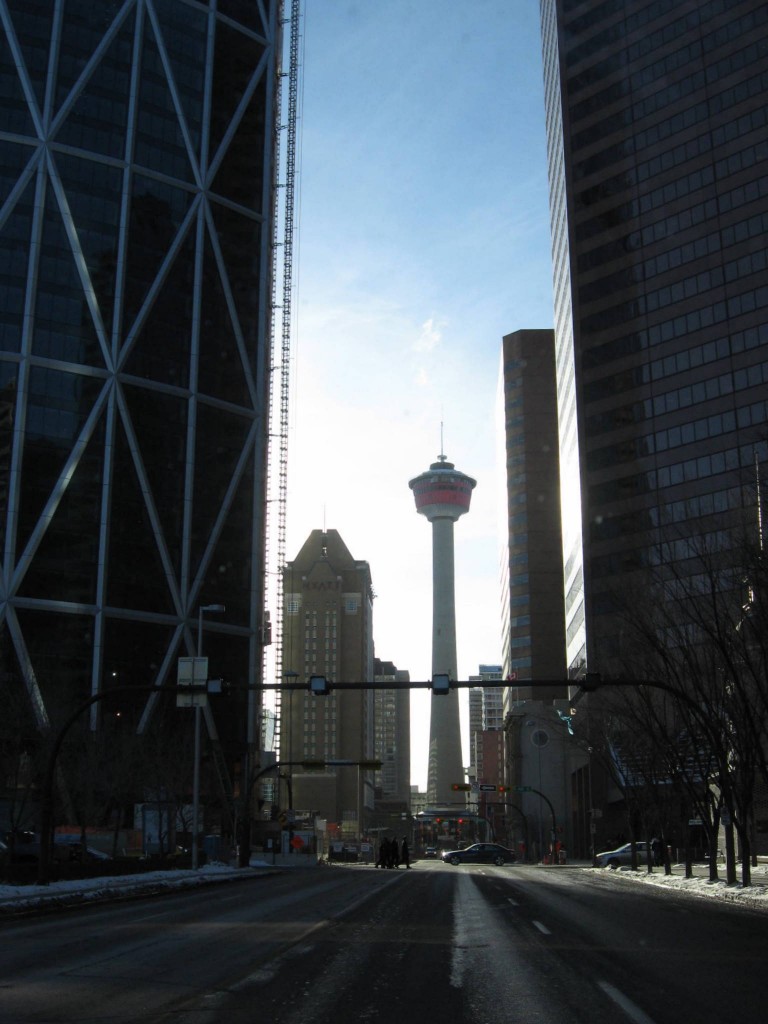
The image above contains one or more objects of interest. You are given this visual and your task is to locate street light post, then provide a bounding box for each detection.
[192,603,225,870]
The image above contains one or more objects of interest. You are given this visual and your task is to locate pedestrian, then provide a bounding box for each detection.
[377,837,389,869]
[401,837,410,868]
[389,836,399,869]
[651,837,662,866]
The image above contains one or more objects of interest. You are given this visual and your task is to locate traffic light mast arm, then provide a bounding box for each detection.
[259,677,575,692]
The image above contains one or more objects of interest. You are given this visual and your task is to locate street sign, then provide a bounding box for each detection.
[515,785,533,792]
[688,818,704,826]
[176,656,208,707]
[479,784,496,792]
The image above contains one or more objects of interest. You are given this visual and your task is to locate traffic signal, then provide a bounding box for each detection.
[309,674,330,695]
[432,673,450,695]
[498,785,507,793]
[451,783,471,791]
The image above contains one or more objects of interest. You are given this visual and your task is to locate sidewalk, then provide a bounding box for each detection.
[602,857,768,885]
[587,857,768,910]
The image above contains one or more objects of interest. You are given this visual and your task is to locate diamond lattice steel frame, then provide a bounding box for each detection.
[0,1,281,754]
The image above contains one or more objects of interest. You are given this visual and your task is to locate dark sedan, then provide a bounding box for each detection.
[441,842,516,866]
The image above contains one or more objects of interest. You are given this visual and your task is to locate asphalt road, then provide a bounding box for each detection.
[1,862,765,1024]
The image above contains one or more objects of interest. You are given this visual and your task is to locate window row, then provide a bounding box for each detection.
[588,385,768,471]
[590,438,767,506]
[582,277,768,342]
[582,304,767,384]
[581,171,765,276]
[645,206,768,280]
[577,136,765,288]
[571,49,766,158]
[565,0,723,72]
[590,525,738,581]
[570,0,766,125]
[569,25,765,135]
[589,485,741,543]
[577,150,766,258]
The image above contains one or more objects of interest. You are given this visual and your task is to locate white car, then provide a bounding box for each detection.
[594,841,648,868]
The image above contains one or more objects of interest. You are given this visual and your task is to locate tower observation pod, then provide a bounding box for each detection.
[409,453,476,805]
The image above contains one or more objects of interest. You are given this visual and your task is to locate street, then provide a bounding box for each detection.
[1,862,765,1023]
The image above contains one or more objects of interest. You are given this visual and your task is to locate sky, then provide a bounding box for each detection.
[280,1,555,790]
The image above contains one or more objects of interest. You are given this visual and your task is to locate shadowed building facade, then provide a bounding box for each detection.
[372,658,411,810]
[540,0,768,675]
[0,2,280,826]
[282,530,375,835]
[409,453,475,805]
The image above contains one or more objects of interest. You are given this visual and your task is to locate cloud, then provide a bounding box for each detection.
[414,316,446,353]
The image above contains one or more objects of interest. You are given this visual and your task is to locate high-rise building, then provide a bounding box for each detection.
[372,658,411,810]
[468,664,504,784]
[497,330,567,703]
[0,3,280,805]
[540,0,768,675]
[467,686,483,783]
[282,529,375,833]
[409,452,476,804]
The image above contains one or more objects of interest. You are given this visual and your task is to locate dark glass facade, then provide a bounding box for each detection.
[0,1,279,785]
[541,0,768,671]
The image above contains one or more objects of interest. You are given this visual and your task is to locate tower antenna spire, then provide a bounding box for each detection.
[439,421,447,463]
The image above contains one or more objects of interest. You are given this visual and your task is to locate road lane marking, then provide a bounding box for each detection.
[597,980,657,1024]
[506,897,518,907]
[532,920,551,934]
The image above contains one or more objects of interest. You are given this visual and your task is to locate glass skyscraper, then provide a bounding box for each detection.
[0,1,280,784]
[540,0,768,673]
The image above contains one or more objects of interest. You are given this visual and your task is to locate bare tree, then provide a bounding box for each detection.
[597,518,768,885]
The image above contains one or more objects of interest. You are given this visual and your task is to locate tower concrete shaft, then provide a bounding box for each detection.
[409,455,476,805]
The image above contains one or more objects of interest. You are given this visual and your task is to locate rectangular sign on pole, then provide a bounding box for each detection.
[479,784,496,792]
[177,656,209,707]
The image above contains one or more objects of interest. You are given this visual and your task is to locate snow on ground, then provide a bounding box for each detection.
[0,859,280,912]
[2,859,768,913]
[589,861,768,911]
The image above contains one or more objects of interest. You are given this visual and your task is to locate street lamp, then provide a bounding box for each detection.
[192,603,225,869]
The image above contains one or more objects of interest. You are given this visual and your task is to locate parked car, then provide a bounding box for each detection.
[441,842,517,866]
[3,833,111,864]
[594,841,648,868]
[52,836,112,862]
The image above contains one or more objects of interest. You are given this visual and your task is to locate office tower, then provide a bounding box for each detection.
[498,330,567,701]
[468,665,504,778]
[282,530,375,833]
[540,0,768,674]
[409,452,475,804]
[476,664,505,730]
[467,686,483,782]
[0,3,280,805]
[373,658,411,810]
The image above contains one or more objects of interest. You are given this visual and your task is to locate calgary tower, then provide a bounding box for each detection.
[409,449,476,805]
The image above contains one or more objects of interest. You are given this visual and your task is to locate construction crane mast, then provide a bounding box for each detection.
[265,0,302,761]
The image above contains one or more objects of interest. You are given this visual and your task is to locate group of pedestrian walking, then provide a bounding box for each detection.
[376,836,410,869]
